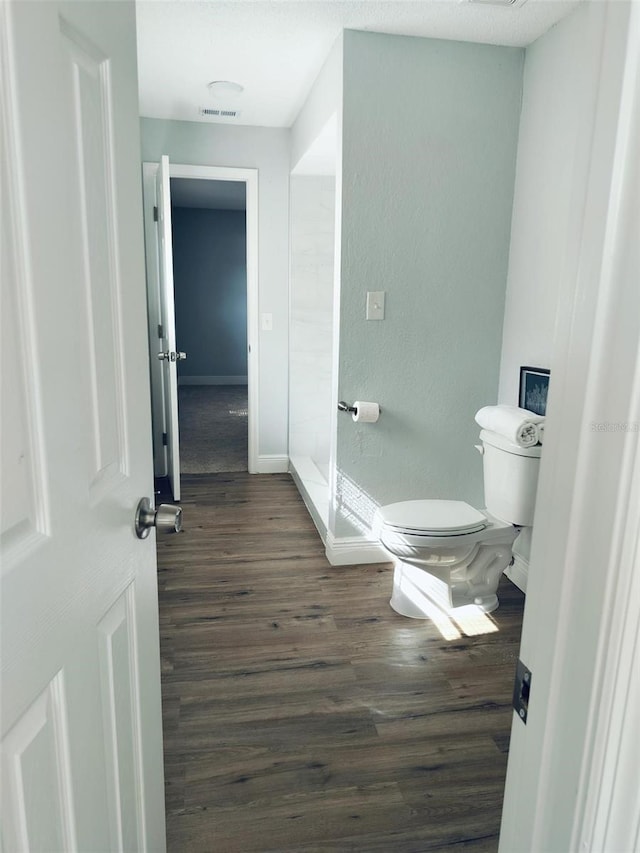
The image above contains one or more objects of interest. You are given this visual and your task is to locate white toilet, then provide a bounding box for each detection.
[375,429,541,616]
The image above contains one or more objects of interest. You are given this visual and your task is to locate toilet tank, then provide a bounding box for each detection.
[479,429,541,526]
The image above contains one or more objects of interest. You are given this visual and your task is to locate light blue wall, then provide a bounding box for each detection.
[140,118,290,456]
[334,31,524,536]
[172,207,247,380]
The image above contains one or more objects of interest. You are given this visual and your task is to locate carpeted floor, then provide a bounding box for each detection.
[178,385,248,473]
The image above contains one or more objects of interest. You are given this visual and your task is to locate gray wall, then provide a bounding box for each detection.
[172,207,247,381]
[335,30,524,536]
[140,118,290,456]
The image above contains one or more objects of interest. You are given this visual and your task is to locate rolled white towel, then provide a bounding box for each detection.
[538,423,545,445]
[475,405,544,448]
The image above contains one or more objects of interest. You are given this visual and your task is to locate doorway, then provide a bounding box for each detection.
[171,177,248,473]
[142,162,260,497]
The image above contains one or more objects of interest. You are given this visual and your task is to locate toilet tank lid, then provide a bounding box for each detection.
[480,429,542,457]
[379,500,487,534]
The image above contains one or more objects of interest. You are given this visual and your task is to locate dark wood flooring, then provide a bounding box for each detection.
[156,473,525,852]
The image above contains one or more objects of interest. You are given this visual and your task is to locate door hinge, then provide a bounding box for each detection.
[157,323,164,339]
[513,659,532,724]
[162,432,168,446]
[153,205,159,222]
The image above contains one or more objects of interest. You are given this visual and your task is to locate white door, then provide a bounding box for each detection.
[1,2,166,851]
[155,155,182,501]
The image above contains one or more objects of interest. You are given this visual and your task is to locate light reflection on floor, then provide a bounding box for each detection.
[395,576,499,640]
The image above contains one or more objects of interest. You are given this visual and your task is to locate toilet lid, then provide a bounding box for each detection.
[380,500,487,536]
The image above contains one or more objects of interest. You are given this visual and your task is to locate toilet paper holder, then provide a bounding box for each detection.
[338,401,382,415]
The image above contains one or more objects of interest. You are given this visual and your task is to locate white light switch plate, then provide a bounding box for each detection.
[366,291,385,321]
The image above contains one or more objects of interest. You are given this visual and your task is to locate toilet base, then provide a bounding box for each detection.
[389,544,512,619]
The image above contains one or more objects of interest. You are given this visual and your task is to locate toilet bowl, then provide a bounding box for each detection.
[376,500,518,615]
[376,430,541,617]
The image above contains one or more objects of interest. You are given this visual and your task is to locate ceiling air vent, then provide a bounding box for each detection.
[199,107,241,119]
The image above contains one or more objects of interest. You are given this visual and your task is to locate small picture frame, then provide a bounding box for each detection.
[519,366,550,416]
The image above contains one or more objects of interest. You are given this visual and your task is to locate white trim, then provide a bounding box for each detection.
[169,164,254,185]
[141,161,259,475]
[325,532,389,567]
[156,155,181,501]
[289,456,329,542]
[256,454,289,474]
[287,457,389,569]
[178,376,247,386]
[504,556,528,594]
[572,7,640,849]
[141,162,167,477]
[328,108,343,536]
[578,410,640,853]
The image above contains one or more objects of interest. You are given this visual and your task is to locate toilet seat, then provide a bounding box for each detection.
[379,499,488,537]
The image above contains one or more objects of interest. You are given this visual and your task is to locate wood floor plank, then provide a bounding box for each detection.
[157,473,525,852]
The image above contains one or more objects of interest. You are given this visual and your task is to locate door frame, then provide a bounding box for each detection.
[142,161,259,475]
[499,2,640,849]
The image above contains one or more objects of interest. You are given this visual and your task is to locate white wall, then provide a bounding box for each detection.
[498,2,605,405]
[289,176,336,474]
[497,0,607,588]
[140,118,290,457]
[290,35,342,173]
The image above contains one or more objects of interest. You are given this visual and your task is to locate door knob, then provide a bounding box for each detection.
[157,351,187,362]
[135,497,182,539]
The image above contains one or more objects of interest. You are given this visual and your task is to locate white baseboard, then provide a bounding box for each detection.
[505,554,528,593]
[288,456,390,567]
[178,375,248,386]
[288,458,329,541]
[256,454,289,474]
[325,531,389,567]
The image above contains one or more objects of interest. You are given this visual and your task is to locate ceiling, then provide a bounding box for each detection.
[170,177,247,209]
[136,0,581,129]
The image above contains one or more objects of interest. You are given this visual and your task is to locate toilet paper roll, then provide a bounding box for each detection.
[352,401,380,423]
